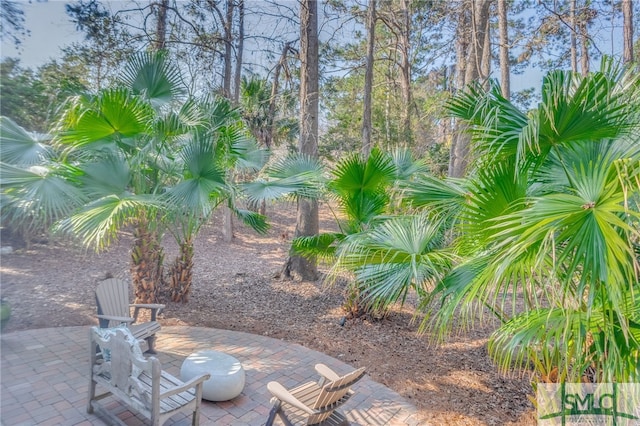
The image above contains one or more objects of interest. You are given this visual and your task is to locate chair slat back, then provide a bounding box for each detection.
[308,367,366,423]
[90,327,154,404]
[96,279,131,327]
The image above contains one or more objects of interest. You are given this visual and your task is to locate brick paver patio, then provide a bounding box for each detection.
[1,326,421,425]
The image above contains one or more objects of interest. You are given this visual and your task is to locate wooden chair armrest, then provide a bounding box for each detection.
[130,304,165,310]
[130,304,165,321]
[315,363,340,382]
[159,373,211,399]
[96,315,134,324]
[267,382,315,415]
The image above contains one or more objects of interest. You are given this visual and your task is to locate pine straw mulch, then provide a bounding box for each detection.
[0,202,536,425]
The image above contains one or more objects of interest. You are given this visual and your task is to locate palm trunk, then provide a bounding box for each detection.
[130,218,164,304]
[169,237,194,303]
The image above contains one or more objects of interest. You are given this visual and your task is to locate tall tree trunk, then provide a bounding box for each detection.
[154,0,169,51]
[570,0,578,72]
[622,0,634,64]
[498,0,510,99]
[399,0,412,143]
[266,42,291,150]
[362,0,376,159]
[450,0,492,177]
[448,3,469,178]
[221,0,235,242]
[465,0,491,85]
[579,30,589,75]
[479,0,491,89]
[233,0,244,103]
[260,41,291,218]
[223,0,234,98]
[385,56,392,144]
[578,8,589,76]
[284,0,319,281]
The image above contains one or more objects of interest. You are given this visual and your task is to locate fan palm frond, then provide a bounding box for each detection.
[232,207,269,235]
[1,162,86,230]
[388,147,429,181]
[163,135,227,218]
[337,215,454,313]
[56,194,160,251]
[0,117,54,165]
[447,80,529,164]
[119,51,186,109]
[292,233,344,261]
[243,154,325,203]
[76,154,131,199]
[488,292,640,382]
[59,88,154,150]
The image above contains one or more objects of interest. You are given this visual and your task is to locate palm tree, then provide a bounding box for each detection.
[53,52,186,303]
[286,148,438,316]
[162,96,269,302]
[411,59,640,383]
[1,52,269,304]
[238,75,297,150]
[334,214,455,314]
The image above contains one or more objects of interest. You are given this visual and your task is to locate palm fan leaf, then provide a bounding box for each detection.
[59,88,154,150]
[337,215,454,312]
[231,136,269,172]
[243,154,325,203]
[389,147,429,182]
[119,51,186,109]
[163,134,227,218]
[329,148,395,226]
[0,117,54,165]
[488,292,640,382]
[201,95,241,132]
[56,194,160,251]
[520,62,640,166]
[76,154,131,199]
[0,162,86,229]
[292,232,344,261]
[447,80,528,163]
[232,206,269,235]
[330,148,395,197]
[401,174,467,219]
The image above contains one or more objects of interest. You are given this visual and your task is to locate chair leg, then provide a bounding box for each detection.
[265,401,281,426]
[87,379,96,414]
[145,335,158,354]
[192,384,203,426]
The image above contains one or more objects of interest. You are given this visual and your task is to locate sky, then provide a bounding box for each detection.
[0,1,631,94]
[1,1,81,67]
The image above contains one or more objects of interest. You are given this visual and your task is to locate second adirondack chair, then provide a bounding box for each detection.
[265,363,366,426]
[95,278,165,354]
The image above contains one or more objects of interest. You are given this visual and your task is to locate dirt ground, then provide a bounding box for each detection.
[0,202,536,425]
